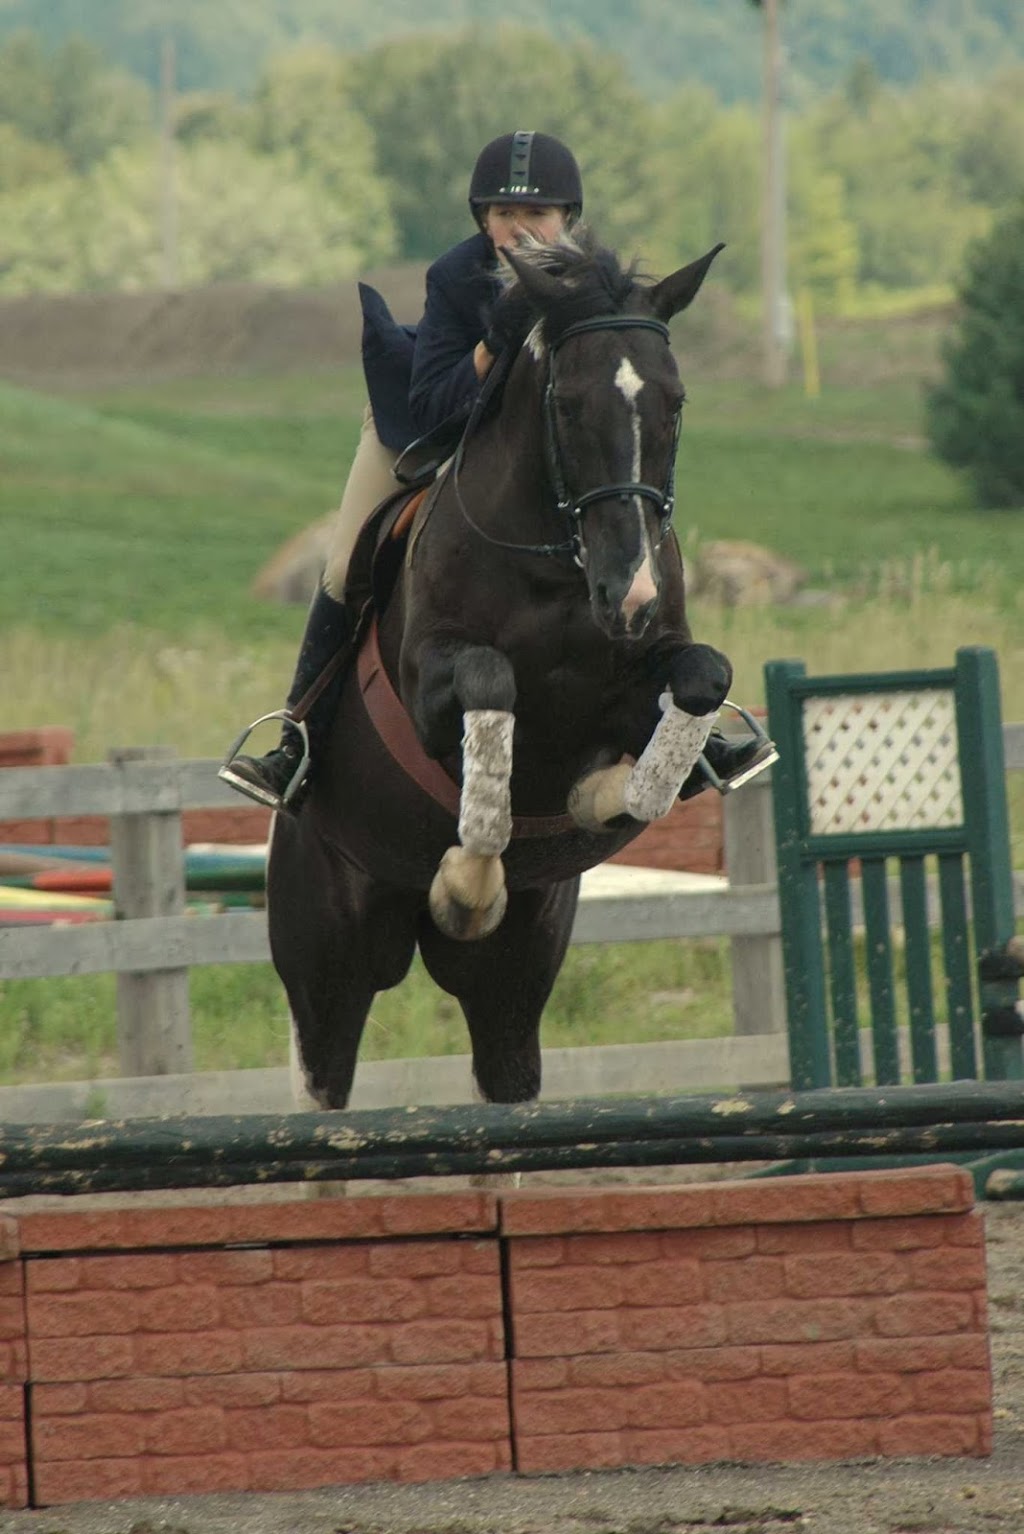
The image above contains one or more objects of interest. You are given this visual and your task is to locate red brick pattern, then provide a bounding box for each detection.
[17,1189,496,1254]
[610,792,723,875]
[506,1173,991,1473]
[0,809,272,849]
[0,1252,28,1509]
[0,1167,996,1508]
[26,1236,508,1504]
[0,730,75,769]
[499,1164,976,1236]
[0,1384,28,1510]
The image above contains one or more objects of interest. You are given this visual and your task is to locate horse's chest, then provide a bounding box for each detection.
[513,640,645,747]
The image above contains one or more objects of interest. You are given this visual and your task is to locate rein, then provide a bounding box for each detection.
[453,313,679,562]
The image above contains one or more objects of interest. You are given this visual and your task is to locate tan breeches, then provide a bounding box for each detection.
[322,405,399,600]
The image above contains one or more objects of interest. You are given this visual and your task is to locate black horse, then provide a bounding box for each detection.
[269,230,738,1112]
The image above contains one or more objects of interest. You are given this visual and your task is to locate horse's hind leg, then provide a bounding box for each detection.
[267,815,420,1112]
[419,877,579,1187]
[418,877,579,1105]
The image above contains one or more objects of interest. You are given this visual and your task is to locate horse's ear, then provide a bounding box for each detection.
[649,243,725,320]
[502,245,566,308]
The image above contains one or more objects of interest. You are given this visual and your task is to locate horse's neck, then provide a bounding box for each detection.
[476,356,549,507]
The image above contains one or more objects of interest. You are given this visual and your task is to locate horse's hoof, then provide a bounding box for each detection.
[429,880,508,941]
[429,846,507,941]
[568,761,633,832]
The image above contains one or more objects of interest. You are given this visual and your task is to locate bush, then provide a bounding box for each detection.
[926,200,1024,507]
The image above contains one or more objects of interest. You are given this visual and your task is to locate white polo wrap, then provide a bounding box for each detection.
[623,691,717,822]
[459,709,515,856]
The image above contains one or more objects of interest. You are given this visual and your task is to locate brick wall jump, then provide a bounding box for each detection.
[0,1164,992,1509]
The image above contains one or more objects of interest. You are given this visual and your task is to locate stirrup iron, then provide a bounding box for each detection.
[698,700,779,794]
[217,711,310,810]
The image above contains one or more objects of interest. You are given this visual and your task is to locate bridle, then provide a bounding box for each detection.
[453,313,681,563]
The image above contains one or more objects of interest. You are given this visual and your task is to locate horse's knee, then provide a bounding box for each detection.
[452,646,516,713]
[416,644,516,757]
[668,642,732,716]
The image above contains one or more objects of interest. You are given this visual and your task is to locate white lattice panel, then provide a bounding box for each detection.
[803,689,963,835]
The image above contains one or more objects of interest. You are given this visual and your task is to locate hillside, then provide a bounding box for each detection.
[0,0,1022,101]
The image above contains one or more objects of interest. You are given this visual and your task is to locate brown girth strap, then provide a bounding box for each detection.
[356,618,577,840]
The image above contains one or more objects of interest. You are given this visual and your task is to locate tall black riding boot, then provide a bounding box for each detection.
[678,712,779,803]
[219,585,354,812]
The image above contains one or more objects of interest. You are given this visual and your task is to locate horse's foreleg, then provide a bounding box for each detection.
[569,641,731,831]
[423,645,516,941]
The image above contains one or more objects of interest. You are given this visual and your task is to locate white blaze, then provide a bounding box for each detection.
[614,356,657,619]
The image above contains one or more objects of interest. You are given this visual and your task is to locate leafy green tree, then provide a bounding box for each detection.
[347,26,662,262]
[804,79,995,289]
[950,68,1024,207]
[0,30,150,172]
[648,90,760,290]
[926,201,1024,508]
[0,123,67,193]
[1,0,1024,103]
[173,91,251,147]
[0,138,396,294]
[248,44,396,233]
[787,163,858,311]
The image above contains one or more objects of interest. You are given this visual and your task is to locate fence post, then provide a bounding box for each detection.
[724,774,786,1051]
[108,746,193,1076]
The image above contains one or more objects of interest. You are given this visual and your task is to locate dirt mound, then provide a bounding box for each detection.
[0,264,427,382]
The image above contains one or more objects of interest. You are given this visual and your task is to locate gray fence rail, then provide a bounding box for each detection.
[0,725,1020,1120]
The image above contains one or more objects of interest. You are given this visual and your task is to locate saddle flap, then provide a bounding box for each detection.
[344,480,438,635]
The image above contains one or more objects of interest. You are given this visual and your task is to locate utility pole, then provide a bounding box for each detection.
[760,0,788,387]
[158,35,179,290]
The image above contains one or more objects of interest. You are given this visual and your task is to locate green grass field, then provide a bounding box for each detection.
[2,308,1022,1085]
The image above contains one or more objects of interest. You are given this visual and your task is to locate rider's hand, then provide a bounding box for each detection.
[473,340,496,380]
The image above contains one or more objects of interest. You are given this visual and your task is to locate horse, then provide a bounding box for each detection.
[268,228,736,1115]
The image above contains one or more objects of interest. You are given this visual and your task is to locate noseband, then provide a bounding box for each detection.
[454,313,680,562]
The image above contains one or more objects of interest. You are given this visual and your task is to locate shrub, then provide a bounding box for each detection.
[926,199,1024,507]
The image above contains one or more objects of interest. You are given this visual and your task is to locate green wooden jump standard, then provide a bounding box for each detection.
[766,647,1023,1115]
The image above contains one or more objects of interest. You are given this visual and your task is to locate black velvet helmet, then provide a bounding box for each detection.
[468,131,583,227]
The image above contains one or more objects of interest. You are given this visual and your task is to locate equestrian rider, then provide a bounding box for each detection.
[220,130,773,811]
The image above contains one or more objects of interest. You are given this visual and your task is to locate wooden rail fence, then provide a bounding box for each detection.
[0,726,1020,1121]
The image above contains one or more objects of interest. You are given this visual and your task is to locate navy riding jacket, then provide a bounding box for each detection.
[359,231,501,452]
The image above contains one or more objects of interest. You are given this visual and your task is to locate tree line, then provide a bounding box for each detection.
[1,26,1023,306]
[1,0,1022,104]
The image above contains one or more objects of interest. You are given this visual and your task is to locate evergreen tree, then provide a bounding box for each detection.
[926,200,1024,508]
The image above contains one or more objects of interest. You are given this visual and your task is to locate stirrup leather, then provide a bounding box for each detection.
[698,701,779,793]
[217,711,311,810]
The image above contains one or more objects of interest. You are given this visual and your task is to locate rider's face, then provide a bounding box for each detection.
[482,203,569,251]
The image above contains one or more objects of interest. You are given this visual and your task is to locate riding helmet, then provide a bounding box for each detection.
[468,131,583,227]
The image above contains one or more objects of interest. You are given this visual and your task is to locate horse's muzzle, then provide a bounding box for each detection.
[589,554,661,637]
[591,583,660,639]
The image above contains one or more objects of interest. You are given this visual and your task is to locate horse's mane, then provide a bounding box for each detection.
[494,225,645,349]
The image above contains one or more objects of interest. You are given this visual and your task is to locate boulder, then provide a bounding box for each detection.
[250,514,333,605]
[687,539,807,606]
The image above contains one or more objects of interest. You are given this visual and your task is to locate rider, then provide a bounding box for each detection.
[220,130,773,811]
